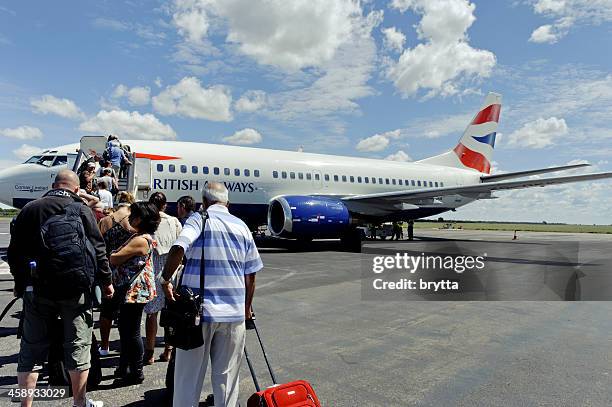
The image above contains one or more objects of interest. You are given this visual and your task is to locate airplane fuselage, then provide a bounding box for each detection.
[0,139,481,228]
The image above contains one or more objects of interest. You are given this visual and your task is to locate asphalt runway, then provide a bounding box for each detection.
[0,218,611,406]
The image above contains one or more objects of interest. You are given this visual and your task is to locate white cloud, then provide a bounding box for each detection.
[385,150,412,161]
[112,84,151,106]
[382,26,406,52]
[155,77,163,88]
[379,129,402,139]
[171,0,365,71]
[263,9,382,122]
[31,94,85,120]
[0,126,43,140]
[127,87,151,105]
[529,24,561,43]
[79,110,176,140]
[386,0,496,98]
[172,0,211,44]
[500,65,612,154]
[356,134,390,152]
[13,144,42,160]
[222,128,263,145]
[152,76,232,121]
[235,90,266,113]
[527,0,612,43]
[507,117,568,148]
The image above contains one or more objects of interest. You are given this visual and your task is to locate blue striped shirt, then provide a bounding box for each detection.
[174,204,263,322]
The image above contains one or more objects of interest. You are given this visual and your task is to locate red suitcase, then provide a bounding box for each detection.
[245,319,321,407]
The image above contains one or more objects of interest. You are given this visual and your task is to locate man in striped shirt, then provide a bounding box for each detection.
[161,182,263,407]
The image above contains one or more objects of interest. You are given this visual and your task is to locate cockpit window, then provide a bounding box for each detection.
[25,156,42,164]
[53,156,67,166]
[38,156,55,167]
[24,155,68,167]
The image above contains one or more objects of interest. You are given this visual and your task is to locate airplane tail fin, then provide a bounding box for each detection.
[417,92,502,174]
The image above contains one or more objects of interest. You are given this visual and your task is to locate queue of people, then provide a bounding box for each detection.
[75,135,130,218]
[7,168,263,407]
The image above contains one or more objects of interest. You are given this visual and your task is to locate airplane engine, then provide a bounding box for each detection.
[267,195,352,239]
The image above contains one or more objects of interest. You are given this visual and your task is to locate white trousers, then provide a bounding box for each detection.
[173,321,246,407]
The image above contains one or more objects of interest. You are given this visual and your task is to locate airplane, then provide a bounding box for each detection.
[0,92,611,249]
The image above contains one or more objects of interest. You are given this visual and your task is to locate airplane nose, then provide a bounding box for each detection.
[0,168,15,207]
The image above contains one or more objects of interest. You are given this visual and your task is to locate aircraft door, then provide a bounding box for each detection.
[133,157,152,200]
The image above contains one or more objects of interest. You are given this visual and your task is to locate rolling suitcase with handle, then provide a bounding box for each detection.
[245,319,321,407]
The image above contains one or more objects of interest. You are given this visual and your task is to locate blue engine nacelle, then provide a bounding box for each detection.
[267,195,352,239]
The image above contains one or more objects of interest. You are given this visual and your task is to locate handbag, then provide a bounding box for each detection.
[112,234,150,302]
[160,211,208,350]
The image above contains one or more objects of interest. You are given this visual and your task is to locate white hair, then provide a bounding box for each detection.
[203,182,228,204]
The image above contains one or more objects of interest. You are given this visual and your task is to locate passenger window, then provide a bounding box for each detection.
[169,164,176,173]
[203,166,209,174]
[324,174,329,181]
[342,175,347,182]
[290,172,295,179]
[417,181,421,186]
[224,168,230,176]
[357,176,362,183]
[244,169,250,177]
[398,179,403,186]
[392,179,396,185]
[314,173,320,181]
[214,167,220,175]
[306,173,312,180]
[235,169,240,176]
[349,176,354,183]
[372,177,376,184]
[254,170,260,177]
[180,165,187,173]
[273,171,278,178]
[282,171,287,179]
[440,182,444,187]
[411,180,415,186]
[333,175,339,182]
[385,178,390,185]
[157,164,164,172]
[429,181,433,187]
[365,177,369,184]
[298,172,303,180]
[378,178,383,184]
[434,182,438,187]
[192,166,198,174]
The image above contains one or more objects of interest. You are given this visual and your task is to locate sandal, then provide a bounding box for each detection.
[159,347,173,362]
[143,349,155,365]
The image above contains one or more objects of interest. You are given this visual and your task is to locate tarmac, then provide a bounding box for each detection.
[0,218,611,406]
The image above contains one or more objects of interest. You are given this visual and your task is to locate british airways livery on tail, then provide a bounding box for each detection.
[0,93,610,246]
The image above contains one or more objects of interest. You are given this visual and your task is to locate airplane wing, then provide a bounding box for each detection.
[342,172,612,204]
[480,163,590,182]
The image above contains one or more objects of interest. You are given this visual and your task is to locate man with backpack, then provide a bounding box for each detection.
[7,169,114,407]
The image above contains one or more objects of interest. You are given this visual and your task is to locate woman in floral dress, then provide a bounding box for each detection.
[110,202,160,384]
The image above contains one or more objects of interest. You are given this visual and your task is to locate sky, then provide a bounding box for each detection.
[0,0,611,224]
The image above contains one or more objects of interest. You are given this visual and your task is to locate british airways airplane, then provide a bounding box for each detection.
[0,93,610,246]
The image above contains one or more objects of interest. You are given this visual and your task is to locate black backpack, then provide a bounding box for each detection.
[38,202,97,299]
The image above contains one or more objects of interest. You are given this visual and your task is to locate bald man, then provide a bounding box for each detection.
[8,169,113,407]
[161,182,263,407]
